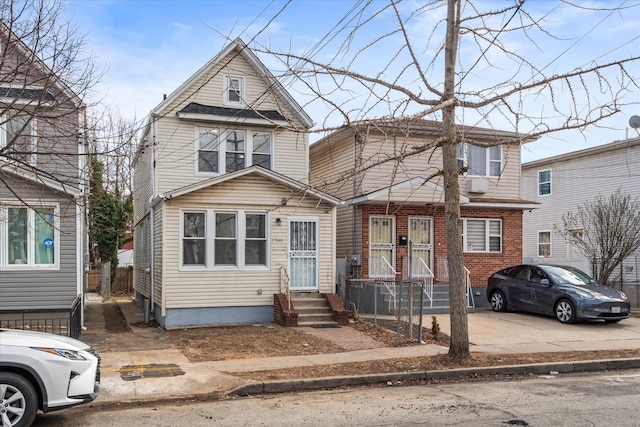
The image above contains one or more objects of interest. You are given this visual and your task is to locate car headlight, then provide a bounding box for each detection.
[574,289,597,299]
[33,347,87,361]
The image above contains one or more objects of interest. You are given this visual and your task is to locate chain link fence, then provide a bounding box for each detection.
[345,279,428,344]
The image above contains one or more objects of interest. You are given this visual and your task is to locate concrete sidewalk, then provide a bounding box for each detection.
[81,298,640,408]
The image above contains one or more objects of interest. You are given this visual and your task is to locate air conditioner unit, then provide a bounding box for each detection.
[467,178,488,194]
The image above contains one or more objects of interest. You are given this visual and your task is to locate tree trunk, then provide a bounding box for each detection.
[443,0,470,359]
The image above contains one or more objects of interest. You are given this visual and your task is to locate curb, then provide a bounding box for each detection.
[86,357,640,411]
[230,357,640,396]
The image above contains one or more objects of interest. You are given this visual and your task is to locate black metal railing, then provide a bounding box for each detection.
[0,296,82,338]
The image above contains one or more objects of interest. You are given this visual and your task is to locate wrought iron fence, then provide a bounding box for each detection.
[0,296,82,338]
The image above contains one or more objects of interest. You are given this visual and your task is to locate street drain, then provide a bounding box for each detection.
[504,421,530,426]
[120,363,185,381]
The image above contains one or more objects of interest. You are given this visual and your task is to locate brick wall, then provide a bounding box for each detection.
[359,204,522,288]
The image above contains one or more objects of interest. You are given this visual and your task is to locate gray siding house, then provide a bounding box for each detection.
[0,26,88,337]
[521,138,640,285]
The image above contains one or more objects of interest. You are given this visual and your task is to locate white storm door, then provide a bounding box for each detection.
[288,219,318,290]
[369,215,395,278]
[409,216,433,278]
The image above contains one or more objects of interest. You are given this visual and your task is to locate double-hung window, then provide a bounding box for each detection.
[457,143,501,177]
[251,131,271,168]
[181,210,268,269]
[182,212,206,265]
[538,169,551,196]
[1,112,37,165]
[225,131,245,173]
[461,218,502,252]
[538,231,551,257]
[224,75,244,105]
[245,213,266,265]
[215,212,237,265]
[198,128,219,173]
[1,205,57,268]
[196,128,272,174]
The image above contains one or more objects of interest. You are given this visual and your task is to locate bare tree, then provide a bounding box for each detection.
[560,190,640,286]
[256,0,640,358]
[0,0,99,194]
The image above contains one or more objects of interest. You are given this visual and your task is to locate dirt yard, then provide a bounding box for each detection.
[167,318,640,382]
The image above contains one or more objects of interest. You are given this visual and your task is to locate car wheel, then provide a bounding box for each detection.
[555,299,576,324]
[0,372,38,427]
[490,290,507,312]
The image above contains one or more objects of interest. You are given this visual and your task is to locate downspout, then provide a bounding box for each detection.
[149,116,156,315]
[78,106,88,326]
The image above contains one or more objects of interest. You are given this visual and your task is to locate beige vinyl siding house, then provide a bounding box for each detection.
[310,122,537,309]
[521,138,640,281]
[133,38,339,328]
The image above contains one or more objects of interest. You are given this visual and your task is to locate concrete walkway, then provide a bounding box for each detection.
[81,298,640,408]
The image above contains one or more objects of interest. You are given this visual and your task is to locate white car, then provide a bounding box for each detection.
[0,328,100,427]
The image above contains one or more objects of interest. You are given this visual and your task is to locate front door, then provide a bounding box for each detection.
[369,215,395,278]
[409,216,433,278]
[288,219,318,291]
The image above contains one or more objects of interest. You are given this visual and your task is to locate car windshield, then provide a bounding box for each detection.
[542,266,594,285]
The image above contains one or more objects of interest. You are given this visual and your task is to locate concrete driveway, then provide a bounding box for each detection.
[434,309,640,354]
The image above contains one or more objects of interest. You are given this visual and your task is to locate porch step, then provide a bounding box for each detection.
[290,293,338,327]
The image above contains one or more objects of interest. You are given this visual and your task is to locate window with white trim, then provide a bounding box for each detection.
[182,211,206,265]
[181,210,268,269]
[245,213,266,265]
[1,205,58,268]
[538,231,551,257]
[251,131,271,168]
[538,169,551,196]
[456,143,501,177]
[224,75,244,105]
[197,128,219,173]
[461,218,502,252]
[196,127,272,174]
[1,112,37,165]
[225,130,245,173]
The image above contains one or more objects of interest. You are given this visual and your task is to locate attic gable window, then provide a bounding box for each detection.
[224,75,244,105]
[0,112,37,165]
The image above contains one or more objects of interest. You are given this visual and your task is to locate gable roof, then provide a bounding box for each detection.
[311,119,538,153]
[345,177,468,206]
[0,23,83,108]
[0,161,83,197]
[150,38,313,128]
[163,165,341,206]
[522,137,640,170]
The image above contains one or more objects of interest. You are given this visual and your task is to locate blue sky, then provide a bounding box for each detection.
[65,0,640,162]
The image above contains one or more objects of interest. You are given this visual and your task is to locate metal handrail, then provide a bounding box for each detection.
[416,258,434,308]
[464,266,475,307]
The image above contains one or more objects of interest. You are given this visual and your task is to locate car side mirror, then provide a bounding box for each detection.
[540,278,550,285]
